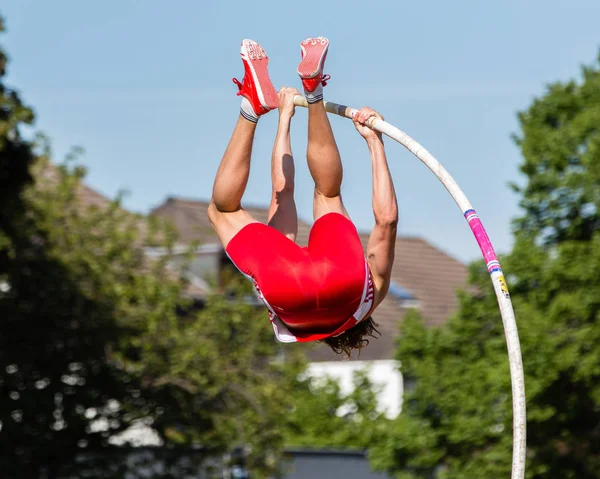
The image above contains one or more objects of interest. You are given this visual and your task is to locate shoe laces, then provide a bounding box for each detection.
[232,77,243,96]
[321,74,331,86]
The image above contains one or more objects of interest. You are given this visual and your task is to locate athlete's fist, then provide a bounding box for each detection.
[278,87,301,118]
[353,107,383,141]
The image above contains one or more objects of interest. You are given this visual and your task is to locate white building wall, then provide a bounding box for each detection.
[306,360,403,418]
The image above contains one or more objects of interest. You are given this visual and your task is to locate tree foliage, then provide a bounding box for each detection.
[367,53,600,478]
[0,15,305,478]
[284,368,388,451]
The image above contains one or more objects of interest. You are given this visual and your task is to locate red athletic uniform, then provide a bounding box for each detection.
[226,212,375,342]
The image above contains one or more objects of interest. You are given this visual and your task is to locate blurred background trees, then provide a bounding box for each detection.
[0,16,307,479]
[367,54,600,478]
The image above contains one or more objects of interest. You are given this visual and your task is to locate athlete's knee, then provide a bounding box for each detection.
[207,200,220,228]
[208,199,236,228]
[314,186,341,201]
[210,196,240,217]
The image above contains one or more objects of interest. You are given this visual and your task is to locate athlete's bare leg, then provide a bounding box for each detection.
[306,100,350,221]
[267,87,300,242]
[297,37,350,222]
[208,116,260,248]
[208,39,279,248]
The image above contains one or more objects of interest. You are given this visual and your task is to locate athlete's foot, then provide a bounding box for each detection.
[297,37,330,103]
[233,39,279,122]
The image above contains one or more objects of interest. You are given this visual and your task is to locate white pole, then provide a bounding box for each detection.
[293,95,527,479]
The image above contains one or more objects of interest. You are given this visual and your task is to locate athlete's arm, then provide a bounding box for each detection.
[354,108,398,306]
[267,87,302,240]
[273,88,297,162]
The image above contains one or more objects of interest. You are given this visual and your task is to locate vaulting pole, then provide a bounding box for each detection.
[293,95,527,479]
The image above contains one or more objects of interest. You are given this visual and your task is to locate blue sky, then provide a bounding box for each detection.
[3,1,599,262]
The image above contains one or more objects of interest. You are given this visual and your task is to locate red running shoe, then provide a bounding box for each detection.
[297,37,330,93]
[232,39,279,116]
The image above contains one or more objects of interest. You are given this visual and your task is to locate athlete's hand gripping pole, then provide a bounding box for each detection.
[293,94,527,479]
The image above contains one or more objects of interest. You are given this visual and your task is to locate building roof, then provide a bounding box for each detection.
[151,197,469,362]
[151,196,313,246]
[40,168,206,299]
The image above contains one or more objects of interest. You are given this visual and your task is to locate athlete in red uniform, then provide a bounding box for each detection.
[208,38,398,356]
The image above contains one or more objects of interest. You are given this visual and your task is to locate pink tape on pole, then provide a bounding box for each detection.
[464,209,500,273]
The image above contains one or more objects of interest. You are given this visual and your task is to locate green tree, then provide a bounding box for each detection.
[285,368,388,450]
[128,274,306,478]
[0,15,305,478]
[1,15,142,477]
[367,53,600,478]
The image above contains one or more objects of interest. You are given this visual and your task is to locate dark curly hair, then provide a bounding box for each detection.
[320,317,380,358]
